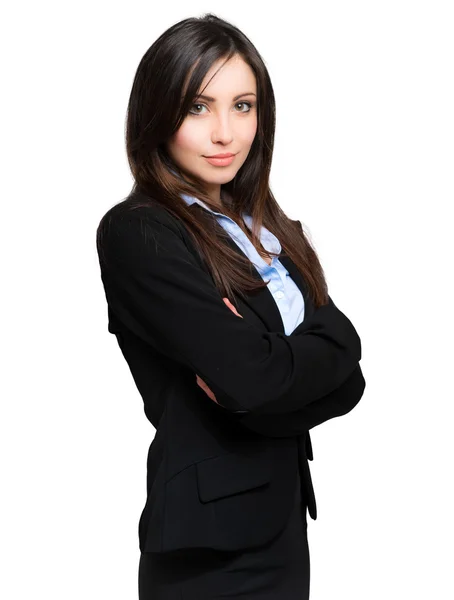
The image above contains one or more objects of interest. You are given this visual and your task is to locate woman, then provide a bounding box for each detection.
[96,13,365,600]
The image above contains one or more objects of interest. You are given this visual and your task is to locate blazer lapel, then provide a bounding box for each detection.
[220,230,315,333]
[219,228,318,501]
[189,202,315,334]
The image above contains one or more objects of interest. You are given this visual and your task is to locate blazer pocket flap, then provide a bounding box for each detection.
[196,450,272,503]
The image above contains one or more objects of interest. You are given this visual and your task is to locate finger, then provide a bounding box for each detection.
[196,375,219,404]
[222,297,243,318]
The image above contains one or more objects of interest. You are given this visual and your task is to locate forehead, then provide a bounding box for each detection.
[198,56,257,97]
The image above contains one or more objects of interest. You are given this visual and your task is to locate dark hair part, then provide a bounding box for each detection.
[112,13,328,306]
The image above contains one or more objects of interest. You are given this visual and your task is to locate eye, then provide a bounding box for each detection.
[234,101,253,113]
[188,101,254,116]
[189,103,208,116]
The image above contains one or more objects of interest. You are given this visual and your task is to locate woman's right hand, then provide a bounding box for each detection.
[196,298,243,403]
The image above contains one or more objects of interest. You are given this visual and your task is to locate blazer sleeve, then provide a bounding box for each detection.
[97,207,362,415]
[232,364,366,437]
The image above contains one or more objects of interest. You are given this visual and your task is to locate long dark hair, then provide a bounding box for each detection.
[104,13,328,307]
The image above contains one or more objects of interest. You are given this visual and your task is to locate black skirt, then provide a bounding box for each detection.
[138,462,310,600]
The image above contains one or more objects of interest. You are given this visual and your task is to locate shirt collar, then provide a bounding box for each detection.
[180,192,281,256]
[170,169,280,254]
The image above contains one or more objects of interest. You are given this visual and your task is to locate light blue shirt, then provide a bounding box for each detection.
[180,192,305,335]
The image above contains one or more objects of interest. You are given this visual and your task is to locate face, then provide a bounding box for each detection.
[166,55,258,205]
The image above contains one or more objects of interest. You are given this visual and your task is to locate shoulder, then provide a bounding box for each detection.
[96,191,190,267]
[97,190,182,236]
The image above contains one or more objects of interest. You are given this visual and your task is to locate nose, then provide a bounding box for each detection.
[211,113,234,145]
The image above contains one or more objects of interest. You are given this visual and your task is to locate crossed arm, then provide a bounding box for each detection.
[197,299,366,437]
[99,206,363,416]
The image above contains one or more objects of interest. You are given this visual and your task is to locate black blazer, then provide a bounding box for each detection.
[96,192,365,554]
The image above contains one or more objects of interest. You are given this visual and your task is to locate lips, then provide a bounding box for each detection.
[204,154,236,166]
[204,153,236,158]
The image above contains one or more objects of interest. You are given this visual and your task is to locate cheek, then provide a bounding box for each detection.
[171,123,201,155]
[241,116,258,147]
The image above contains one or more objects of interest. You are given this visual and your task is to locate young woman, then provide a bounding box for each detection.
[96,13,365,600]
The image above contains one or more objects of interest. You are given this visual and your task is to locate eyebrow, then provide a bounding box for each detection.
[194,92,257,102]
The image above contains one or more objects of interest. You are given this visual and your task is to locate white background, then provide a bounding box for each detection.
[1,1,453,598]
